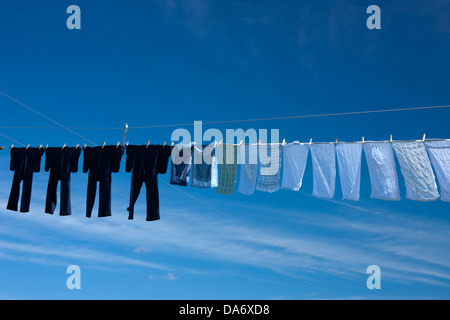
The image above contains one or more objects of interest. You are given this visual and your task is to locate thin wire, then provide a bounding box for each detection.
[0,132,27,147]
[0,91,98,145]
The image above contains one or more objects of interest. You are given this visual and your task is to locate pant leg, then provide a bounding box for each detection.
[145,175,160,221]
[98,176,112,217]
[59,174,71,216]
[128,171,144,220]
[20,172,34,213]
[45,171,58,215]
[86,174,97,218]
[7,172,21,212]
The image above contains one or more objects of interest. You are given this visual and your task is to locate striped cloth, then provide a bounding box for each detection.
[255,144,282,193]
[216,145,239,195]
[238,144,259,195]
[392,141,439,201]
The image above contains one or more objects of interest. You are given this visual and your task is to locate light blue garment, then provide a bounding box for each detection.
[425,140,450,202]
[336,142,362,201]
[392,141,439,201]
[281,143,309,191]
[238,144,258,195]
[255,144,282,193]
[310,144,336,198]
[363,142,400,201]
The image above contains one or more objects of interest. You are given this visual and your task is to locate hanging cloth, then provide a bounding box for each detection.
[216,144,239,195]
[363,142,400,201]
[7,147,44,213]
[281,143,309,191]
[392,141,439,201]
[170,144,192,187]
[191,144,218,188]
[424,140,450,201]
[44,147,81,216]
[238,144,258,195]
[255,144,282,193]
[310,144,336,198]
[336,142,362,201]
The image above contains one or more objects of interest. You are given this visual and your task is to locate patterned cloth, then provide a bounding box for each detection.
[310,144,336,198]
[363,142,400,201]
[191,145,218,188]
[216,145,239,195]
[170,145,192,187]
[336,142,362,201]
[392,141,439,201]
[425,140,450,202]
[255,144,282,193]
[281,143,309,191]
[238,144,259,195]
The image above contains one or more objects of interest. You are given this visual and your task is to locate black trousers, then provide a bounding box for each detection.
[7,169,34,213]
[45,171,72,216]
[128,173,160,221]
[86,175,112,218]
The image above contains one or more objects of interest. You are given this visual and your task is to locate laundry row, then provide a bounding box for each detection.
[4,140,450,222]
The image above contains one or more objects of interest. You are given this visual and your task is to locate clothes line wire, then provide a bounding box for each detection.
[1,90,450,130]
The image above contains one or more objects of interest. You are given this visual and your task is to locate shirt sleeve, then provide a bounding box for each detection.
[33,148,44,173]
[83,148,91,173]
[156,145,172,175]
[70,147,81,173]
[125,146,135,173]
[111,146,124,173]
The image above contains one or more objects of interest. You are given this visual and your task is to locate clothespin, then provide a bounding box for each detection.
[83,143,87,149]
[309,139,312,146]
[102,142,106,149]
[282,139,286,146]
[76,143,80,149]
[46,144,49,150]
[163,141,166,146]
[26,144,30,150]
[389,134,393,143]
[10,144,14,150]
[362,137,365,144]
[171,142,174,146]
[334,138,338,146]
[422,134,426,142]
[258,139,261,146]
[239,140,243,146]
[116,142,120,148]
[146,141,150,148]
[62,143,66,149]
[39,144,43,149]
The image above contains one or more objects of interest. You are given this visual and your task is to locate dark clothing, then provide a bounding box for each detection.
[7,148,44,213]
[83,146,124,218]
[44,147,81,216]
[126,145,172,221]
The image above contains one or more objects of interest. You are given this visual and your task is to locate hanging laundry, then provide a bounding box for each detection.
[216,144,239,195]
[44,147,81,216]
[336,142,362,201]
[424,141,450,202]
[191,144,218,189]
[7,147,44,213]
[281,143,309,191]
[238,144,258,195]
[170,144,192,187]
[256,144,282,193]
[83,146,124,218]
[310,144,336,198]
[126,145,172,221]
[363,142,400,201]
[392,141,440,201]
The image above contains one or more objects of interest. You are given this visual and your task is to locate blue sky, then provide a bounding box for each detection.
[0,0,450,300]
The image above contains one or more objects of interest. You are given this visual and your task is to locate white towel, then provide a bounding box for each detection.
[281,143,310,191]
[363,142,400,201]
[392,141,439,201]
[424,141,450,202]
[310,144,336,198]
[336,142,362,201]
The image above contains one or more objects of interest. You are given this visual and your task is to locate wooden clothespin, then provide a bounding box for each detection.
[258,139,261,146]
[422,134,426,142]
[116,142,120,148]
[83,143,87,149]
[239,140,243,146]
[389,134,393,143]
[10,144,14,150]
[26,144,30,150]
[163,141,166,146]
[76,143,80,149]
[171,142,174,146]
[62,143,66,149]
[309,139,312,145]
[334,138,338,146]
[362,137,365,144]
[282,139,286,146]
[46,144,49,150]
[146,141,150,148]
[39,144,43,149]
[102,142,106,149]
